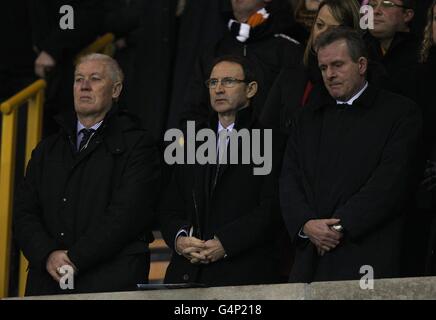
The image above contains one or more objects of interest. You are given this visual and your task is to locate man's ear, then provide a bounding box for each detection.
[112,82,123,100]
[246,81,258,99]
[403,9,414,25]
[358,57,368,76]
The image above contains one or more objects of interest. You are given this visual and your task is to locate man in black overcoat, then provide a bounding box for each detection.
[159,55,285,286]
[280,27,422,283]
[13,54,160,296]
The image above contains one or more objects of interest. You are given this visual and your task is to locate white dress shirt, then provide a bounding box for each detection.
[335,81,368,106]
[217,121,235,164]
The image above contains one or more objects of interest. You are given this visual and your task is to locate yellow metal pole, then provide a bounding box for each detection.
[75,33,115,63]
[0,80,46,115]
[17,89,45,297]
[0,108,18,298]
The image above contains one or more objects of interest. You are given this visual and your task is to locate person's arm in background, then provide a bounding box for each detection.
[29,0,103,78]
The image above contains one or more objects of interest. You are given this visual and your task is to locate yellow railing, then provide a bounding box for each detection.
[0,33,114,298]
[76,33,115,63]
[0,79,46,299]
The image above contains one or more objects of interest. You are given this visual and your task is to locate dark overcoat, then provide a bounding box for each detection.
[13,108,161,295]
[160,107,285,286]
[280,85,422,282]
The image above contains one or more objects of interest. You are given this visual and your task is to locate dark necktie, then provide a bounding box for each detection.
[78,128,95,152]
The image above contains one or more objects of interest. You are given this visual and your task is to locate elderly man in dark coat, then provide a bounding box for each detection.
[13,54,160,296]
[280,28,422,283]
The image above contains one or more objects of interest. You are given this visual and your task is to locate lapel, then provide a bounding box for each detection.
[54,106,129,170]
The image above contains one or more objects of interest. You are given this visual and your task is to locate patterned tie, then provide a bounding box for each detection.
[78,128,95,152]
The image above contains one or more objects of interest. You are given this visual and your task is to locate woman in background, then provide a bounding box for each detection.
[261,0,361,134]
[289,0,322,45]
[418,0,436,276]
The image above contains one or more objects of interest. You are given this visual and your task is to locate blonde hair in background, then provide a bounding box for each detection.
[303,0,361,66]
[420,0,436,63]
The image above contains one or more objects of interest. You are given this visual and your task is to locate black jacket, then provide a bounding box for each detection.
[260,65,309,135]
[13,108,161,295]
[27,0,105,136]
[174,7,303,129]
[406,47,436,275]
[105,0,179,145]
[386,47,436,277]
[29,0,103,62]
[0,1,35,68]
[392,47,436,159]
[364,32,421,92]
[159,107,285,286]
[167,0,231,132]
[280,84,422,282]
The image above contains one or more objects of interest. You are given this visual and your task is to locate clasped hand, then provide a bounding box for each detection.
[176,236,226,264]
[303,219,344,256]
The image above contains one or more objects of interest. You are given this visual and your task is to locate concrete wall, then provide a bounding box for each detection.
[6,277,436,300]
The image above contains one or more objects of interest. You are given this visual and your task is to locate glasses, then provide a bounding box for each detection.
[368,0,410,10]
[205,77,247,89]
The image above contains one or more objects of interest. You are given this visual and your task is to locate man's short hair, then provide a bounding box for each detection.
[76,53,124,83]
[210,55,257,83]
[314,27,368,62]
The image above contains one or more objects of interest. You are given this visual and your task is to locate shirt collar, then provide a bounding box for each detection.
[77,119,104,135]
[336,81,368,106]
[218,121,235,133]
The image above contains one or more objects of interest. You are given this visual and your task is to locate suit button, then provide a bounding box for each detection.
[183,274,189,281]
[62,198,67,203]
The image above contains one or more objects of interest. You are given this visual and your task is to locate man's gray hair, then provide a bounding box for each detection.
[76,53,124,83]
[314,27,368,62]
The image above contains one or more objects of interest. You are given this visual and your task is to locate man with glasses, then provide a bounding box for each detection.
[171,0,302,130]
[159,55,284,287]
[364,0,421,89]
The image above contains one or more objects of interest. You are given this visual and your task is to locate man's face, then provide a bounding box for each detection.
[209,61,253,114]
[369,0,414,40]
[73,60,121,118]
[318,40,367,101]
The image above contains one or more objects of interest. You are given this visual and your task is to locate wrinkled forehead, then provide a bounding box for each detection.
[75,60,108,76]
[318,40,351,63]
[210,61,244,79]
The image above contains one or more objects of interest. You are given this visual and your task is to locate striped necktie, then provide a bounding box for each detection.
[78,128,95,152]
